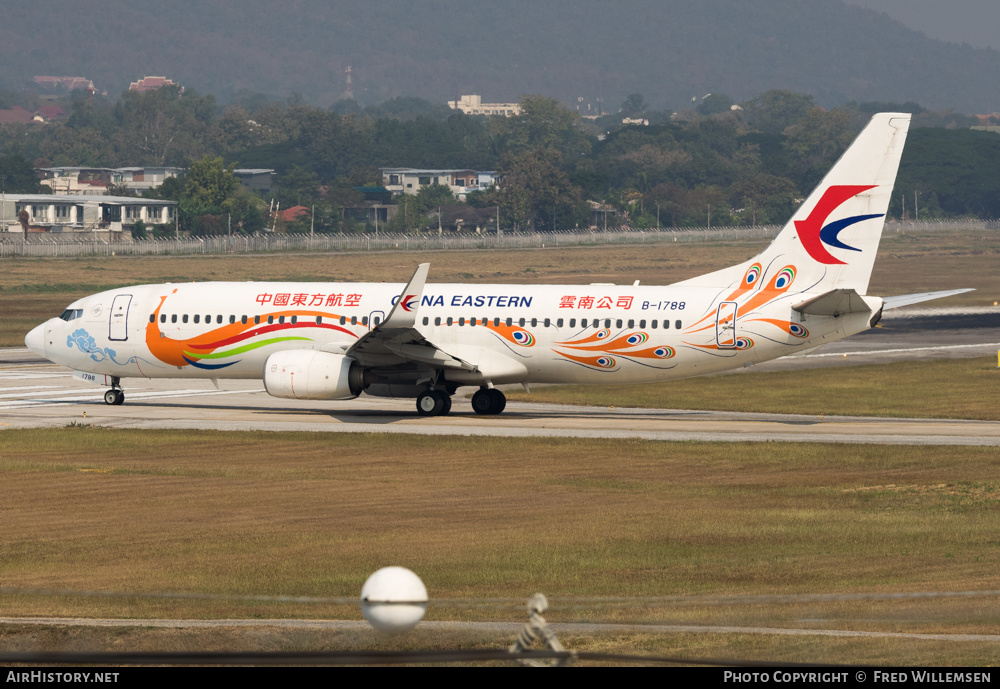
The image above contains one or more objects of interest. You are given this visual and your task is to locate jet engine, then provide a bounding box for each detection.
[263,350,366,400]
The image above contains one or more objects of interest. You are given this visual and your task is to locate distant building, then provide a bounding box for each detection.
[233,169,275,195]
[1,194,177,236]
[278,205,310,223]
[381,168,496,201]
[33,76,95,93]
[38,167,184,196]
[129,76,183,93]
[447,94,521,117]
[0,106,40,126]
[424,205,499,233]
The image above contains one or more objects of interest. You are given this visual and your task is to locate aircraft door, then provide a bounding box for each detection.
[716,301,737,348]
[368,310,386,329]
[109,294,132,341]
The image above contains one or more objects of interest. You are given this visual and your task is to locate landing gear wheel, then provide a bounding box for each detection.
[416,390,446,416]
[472,388,506,415]
[440,395,452,415]
[104,389,124,406]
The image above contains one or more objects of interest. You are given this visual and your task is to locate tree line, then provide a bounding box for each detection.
[2,85,1000,235]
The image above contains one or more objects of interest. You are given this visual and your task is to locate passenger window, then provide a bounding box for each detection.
[351,316,357,325]
[267,315,274,325]
[494,318,500,327]
[218,315,224,324]
[316,316,322,325]
[182,314,189,324]
[340,316,346,325]
[171,315,177,324]
[447,317,453,326]
[194,315,200,324]
[149,314,155,323]
[519,318,525,327]
[557,319,564,327]
[373,316,380,325]
[640,320,646,328]
[569,319,575,328]
[160,314,167,324]
[362,316,368,326]
[605,319,611,328]
[278,316,285,324]
[663,320,669,329]
[435,317,441,326]
[459,317,465,326]
[543,318,550,327]
[627,319,634,329]
[291,316,297,324]
[675,320,682,329]
[241,316,248,325]
[651,320,658,329]
[505,318,512,327]
[423,317,429,326]
[254,316,261,325]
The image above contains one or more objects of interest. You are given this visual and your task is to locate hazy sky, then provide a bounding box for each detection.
[849,0,1000,50]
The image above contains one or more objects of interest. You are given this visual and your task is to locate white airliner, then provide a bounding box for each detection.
[24,113,969,416]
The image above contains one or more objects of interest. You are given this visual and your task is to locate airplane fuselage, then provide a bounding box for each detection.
[29,278,878,389]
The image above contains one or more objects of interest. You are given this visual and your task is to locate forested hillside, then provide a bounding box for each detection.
[4,85,997,237]
[2,0,1000,112]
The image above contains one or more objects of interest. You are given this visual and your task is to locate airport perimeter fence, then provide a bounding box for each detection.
[0,218,992,258]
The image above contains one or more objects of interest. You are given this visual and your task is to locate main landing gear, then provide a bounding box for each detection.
[103,377,125,406]
[471,388,506,416]
[416,389,452,416]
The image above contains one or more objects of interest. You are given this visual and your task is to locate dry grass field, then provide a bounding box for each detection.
[2,229,997,347]
[507,357,1000,420]
[1,429,999,664]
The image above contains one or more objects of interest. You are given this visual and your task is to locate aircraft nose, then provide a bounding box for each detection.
[25,323,46,358]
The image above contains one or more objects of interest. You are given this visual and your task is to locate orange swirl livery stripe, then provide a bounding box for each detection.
[556,351,617,369]
[743,318,809,338]
[559,331,648,352]
[145,293,358,367]
[738,266,796,314]
[723,262,763,302]
[485,321,535,346]
[556,328,611,346]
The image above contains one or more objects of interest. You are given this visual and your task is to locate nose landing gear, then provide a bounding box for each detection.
[103,377,125,405]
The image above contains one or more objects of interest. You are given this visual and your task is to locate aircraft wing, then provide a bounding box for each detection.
[343,263,477,371]
[881,288,975,310]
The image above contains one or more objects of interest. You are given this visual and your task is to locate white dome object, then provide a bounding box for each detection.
[360,567,428,633]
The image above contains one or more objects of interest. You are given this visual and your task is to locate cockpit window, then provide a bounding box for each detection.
[59,309,83,322]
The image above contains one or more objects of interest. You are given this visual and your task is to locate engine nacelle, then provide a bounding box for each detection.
[263,350,366,400]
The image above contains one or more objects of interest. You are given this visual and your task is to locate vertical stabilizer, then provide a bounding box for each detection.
[680,113,910,296]
[773,112,910,294]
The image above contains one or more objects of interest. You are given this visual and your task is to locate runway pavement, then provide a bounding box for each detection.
[3,308,998,446]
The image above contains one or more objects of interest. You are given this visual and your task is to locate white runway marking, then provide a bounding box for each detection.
[1,617,996,642]
[806,341,1000,358]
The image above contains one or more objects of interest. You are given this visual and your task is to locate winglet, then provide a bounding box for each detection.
[381,263,430,328]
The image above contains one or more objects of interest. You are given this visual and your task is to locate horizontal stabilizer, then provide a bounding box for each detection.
[882,288,975,310]
[792,288,872,317]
